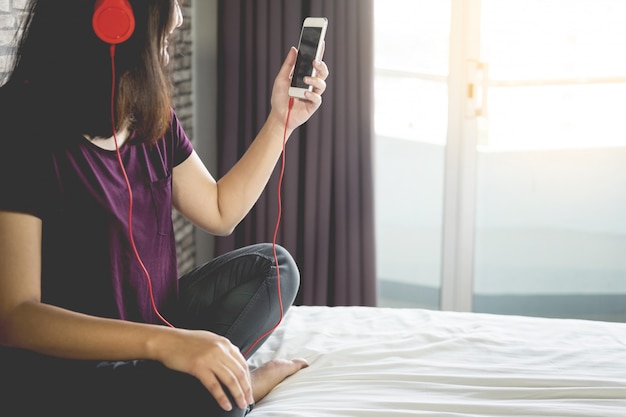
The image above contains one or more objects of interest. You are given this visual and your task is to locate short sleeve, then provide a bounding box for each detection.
[170,109,194,167]
[0,85,48,218]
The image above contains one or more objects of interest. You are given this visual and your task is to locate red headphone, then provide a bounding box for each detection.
[93,0,135,44]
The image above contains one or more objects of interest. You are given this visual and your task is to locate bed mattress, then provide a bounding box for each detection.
[248,306,626,416]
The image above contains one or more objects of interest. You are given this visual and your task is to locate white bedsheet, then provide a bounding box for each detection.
[248,306,626,417]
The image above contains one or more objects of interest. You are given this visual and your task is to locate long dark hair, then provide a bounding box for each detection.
[7,0,176,144]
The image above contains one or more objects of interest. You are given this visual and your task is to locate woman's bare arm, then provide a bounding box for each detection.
[172,47,328,235]
[0,211,252,411]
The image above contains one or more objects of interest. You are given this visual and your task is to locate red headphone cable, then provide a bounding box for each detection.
[109,45,174,328]
[243,96,295,357]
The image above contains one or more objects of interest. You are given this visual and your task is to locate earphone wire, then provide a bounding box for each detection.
[242,96,294,357]
[109,44,174,328]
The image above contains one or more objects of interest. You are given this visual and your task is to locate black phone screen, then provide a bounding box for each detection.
[291,26,323,89]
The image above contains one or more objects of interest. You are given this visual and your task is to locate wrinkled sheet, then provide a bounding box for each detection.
[248,306,626,416]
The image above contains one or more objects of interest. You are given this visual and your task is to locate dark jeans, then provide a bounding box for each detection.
[1,244,299,417]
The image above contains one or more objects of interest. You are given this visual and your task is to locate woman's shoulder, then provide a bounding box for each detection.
[0,79,26,105]
[0,81,32,133]
[0,81,18,117]
[166,107,194,165]
[0,82,55,168]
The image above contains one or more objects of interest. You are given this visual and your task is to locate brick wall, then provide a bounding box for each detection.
[170,1,196,275]
[0,0,26,81]
[0,0,197,275]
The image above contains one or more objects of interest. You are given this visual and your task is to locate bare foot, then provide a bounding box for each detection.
[250,358,308,403]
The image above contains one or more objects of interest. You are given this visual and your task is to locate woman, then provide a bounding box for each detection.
[0,1,329,415]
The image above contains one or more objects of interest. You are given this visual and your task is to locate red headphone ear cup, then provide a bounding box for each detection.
[93,0,136,44]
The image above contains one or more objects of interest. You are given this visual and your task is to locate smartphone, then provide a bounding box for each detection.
[289,17,328,99]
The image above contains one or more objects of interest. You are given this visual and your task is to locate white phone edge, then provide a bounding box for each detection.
[288,17,328,99]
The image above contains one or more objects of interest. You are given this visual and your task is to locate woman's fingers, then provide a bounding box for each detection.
[179,335,252,412]
[280,47,298,80]
[199,371,234,411]
[314,59,329,81]
[303,60,328,98]
[306,75,327,95]
[195,356,252,411]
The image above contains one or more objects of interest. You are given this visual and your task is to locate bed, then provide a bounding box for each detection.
[247,306,626,416]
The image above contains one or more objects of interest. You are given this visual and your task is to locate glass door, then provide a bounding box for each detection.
[473,0,626,321]
[374,0,452,308]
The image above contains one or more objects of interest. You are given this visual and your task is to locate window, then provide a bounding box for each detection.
[375,0,626,322]
[374,0,451,309]
[374,0,450,145]
[481,0,626,151]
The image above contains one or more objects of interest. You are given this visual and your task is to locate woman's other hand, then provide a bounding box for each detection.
[152,328,253,412]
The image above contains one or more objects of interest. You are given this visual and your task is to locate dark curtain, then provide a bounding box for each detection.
[215,0,376,307]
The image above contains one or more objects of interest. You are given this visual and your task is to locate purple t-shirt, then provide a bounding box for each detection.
[0,96,194,324]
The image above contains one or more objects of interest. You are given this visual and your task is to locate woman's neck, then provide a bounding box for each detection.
[83,127,130,151]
